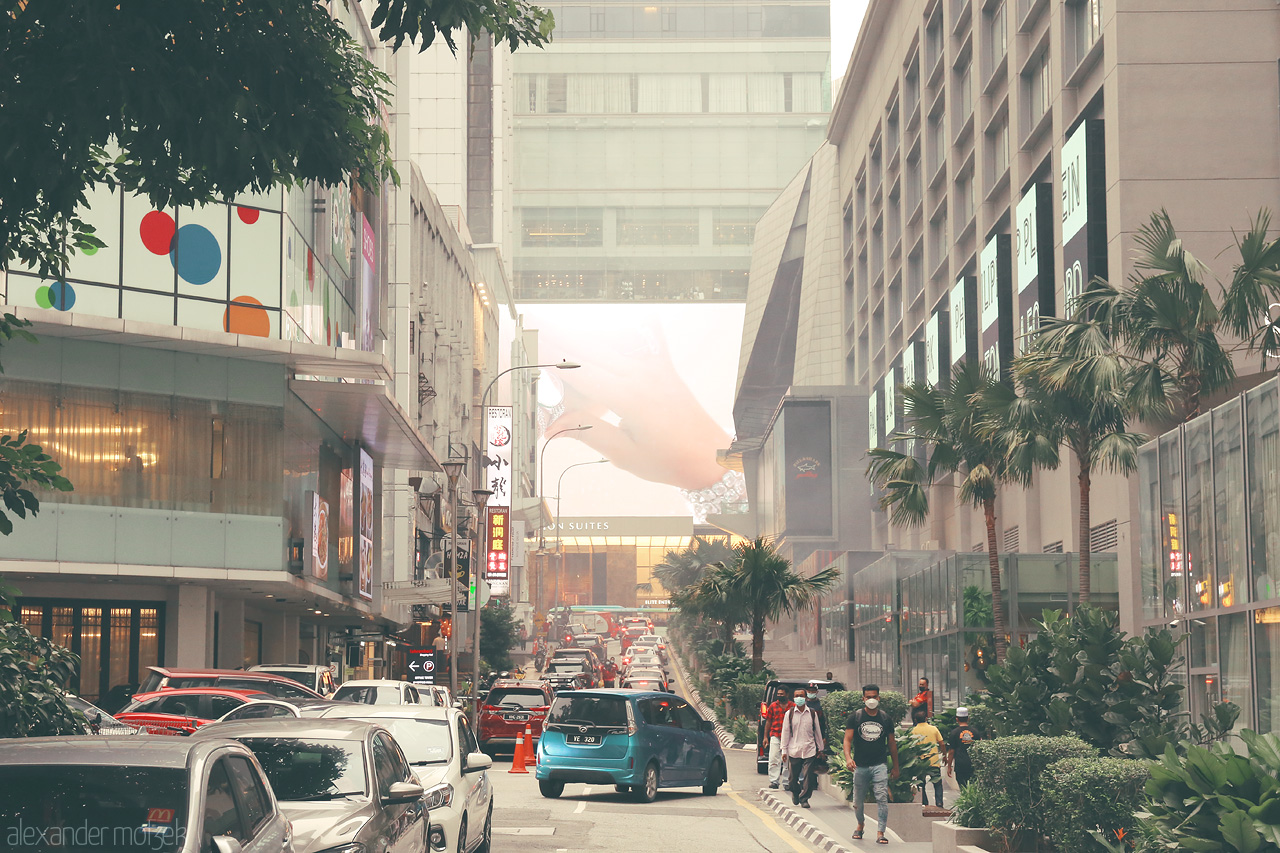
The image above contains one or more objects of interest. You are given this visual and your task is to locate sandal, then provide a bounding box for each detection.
[852,828,864,840]
[876,836,889,844]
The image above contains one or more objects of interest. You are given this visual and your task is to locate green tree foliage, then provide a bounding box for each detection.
[0,618,84,738]
[979,607,1198,757]
[2,0,552,278]
[1041,757,1150,853]
[1145,730,1280,853]
[868,363,1055,663]
[479,600,519,672]
[696,537,839,674]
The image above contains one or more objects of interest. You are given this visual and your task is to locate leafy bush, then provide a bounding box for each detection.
[0,620,84,737]
[1040,757,1149,852]
[730,682,767,718]
[967,735,1096,852]
[950,782,986,828]
[821,690,910,751]
[729,716,754,745]
[980,607,1190,756]
[1145,730,1280,852]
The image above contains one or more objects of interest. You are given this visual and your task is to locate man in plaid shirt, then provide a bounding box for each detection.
[765,691,794,788]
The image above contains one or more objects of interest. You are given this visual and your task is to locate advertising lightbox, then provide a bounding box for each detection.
[979,233,1013,381]
[1062,120,1107,318]
[1016,182,1056,356]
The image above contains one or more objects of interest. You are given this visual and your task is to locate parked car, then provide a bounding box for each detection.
[754,678,844,774]
[333,679,432,705]
[477,680,554,754]
[621,668,670,693]
[320,705,494,853]
[64,692,140,735]
[536,689,725,802]
[216,697,354,722]
[249,664,338,697]
[193,718,429,853]
[0,735,294,853]
[138,667,327,702]
[116,688,272,735]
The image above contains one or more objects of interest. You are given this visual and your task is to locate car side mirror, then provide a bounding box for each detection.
[700,720,715,733]
[464,752,493,773]
[383,781,426,804]
[211,836,244,853]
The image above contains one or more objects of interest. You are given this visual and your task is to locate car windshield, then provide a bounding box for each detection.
[487,689,547,709]
[353,718,452,766]
[239,737,367,800]
[631,656,661,666]
[629,669,663,679]
[0,765,188,853]
[333,685,400,704]
[548,662,586,673]
[548,695,628,727]
[251,670,315,689]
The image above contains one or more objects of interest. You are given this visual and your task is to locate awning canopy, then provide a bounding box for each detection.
[290,379,442,472]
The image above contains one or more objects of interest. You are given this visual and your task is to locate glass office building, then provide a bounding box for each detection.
[511,1,832,302]
[1138,375,1280,733]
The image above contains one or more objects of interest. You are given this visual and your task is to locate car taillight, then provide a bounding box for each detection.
[760,702,767,718]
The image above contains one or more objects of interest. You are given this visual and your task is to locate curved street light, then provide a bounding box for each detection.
[551,458,610,618]
[537,424,593,549]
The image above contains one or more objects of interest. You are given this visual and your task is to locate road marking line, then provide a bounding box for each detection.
[724,788,815,853]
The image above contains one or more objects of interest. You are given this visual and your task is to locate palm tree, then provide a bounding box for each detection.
[867,362,1053,664]
[644,535,733,597]
[706,537,839,674]
[999,331,1145,603]
[678,560,749,650]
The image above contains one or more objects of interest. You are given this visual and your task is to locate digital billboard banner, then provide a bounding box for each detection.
[485,406,513,508]
[517,303,745,521]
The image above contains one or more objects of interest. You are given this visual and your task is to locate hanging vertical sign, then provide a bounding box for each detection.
[925,306,949,387]
[485,406,513,508]
[979,233,1013,381]
[1061,120,1107,318]
[1016,182,1056,356]
[950,275,978,368]
[882,363,899,440]
[485,506,511,597]
[309,492,330,581]
[358,216,377,354]
[868,387,880,452]
[358,448,374,601]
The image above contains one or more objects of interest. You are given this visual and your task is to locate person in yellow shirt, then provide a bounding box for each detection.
[910,704,945,807]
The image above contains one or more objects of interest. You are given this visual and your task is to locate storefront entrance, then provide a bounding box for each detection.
[17,599,165,704]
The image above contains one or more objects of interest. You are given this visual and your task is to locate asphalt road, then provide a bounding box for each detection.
[483,633,820,853]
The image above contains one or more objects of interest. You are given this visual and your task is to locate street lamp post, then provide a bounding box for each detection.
[440,460,467,699]
[471,487,492,723]
[535,424,593,614]
[551,458,609,623]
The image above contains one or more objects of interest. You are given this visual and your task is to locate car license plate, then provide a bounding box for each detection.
[504,713,529,721]
[568,734,599,745]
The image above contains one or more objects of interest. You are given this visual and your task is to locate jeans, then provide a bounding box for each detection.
[768,736,786,785]
[920,771,943,807]
[788,756,816,802]
[853,763,890,834]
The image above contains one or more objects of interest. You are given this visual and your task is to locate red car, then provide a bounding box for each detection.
[115,687,271,735]
[136,666,326,701]
[478,680,554,754]
[620,625,647,653]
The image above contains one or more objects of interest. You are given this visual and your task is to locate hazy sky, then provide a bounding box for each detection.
[831,0,871,81]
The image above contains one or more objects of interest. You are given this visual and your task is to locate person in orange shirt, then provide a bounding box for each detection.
[911,676,934,717]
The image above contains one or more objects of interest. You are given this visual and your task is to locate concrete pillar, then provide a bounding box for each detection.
[263,612,288,664]
[217,597,245,670]
[173,585,213,668]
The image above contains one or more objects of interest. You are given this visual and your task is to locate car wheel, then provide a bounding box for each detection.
[539,780,565,798]
[475,806,493,853]
[456,816,467,853]
[614,784,630,794]
[702,759,725,796]
[635,763,659,803]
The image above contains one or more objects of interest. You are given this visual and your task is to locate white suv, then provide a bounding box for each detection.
[249,664,338,696]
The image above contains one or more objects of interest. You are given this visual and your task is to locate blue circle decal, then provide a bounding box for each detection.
[169,224,222,285]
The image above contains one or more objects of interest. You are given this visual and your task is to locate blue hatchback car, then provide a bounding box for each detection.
[535,689,726,802]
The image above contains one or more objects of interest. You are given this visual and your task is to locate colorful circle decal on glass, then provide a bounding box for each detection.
[236,206,260,225]
[224,296,271,338]
[140,211,176,255]
[35,281,76,311]
[170,223,221,285]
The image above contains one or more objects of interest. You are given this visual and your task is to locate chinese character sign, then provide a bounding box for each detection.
[486,406,513,508]
[486,507,511,596]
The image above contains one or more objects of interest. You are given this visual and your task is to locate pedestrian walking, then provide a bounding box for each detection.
[780,688,823,808]
[843,684,900,845]
[764,690,793,789]
[944,707,980,788]
[909,704,944,808]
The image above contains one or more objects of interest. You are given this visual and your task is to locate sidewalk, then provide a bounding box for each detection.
[755,775,948,852]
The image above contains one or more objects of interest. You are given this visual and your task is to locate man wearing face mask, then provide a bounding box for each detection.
[843,684,900,845]
[780,687,824,807]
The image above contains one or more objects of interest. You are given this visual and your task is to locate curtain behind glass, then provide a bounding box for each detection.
[1220,612,1253,731]
[1213,401,1247,607]
[747,74,784,112]
[637,74,700,112]
[708,74,747,112]
[219,403,284,516]
[567,75,631,113]
[1248,384,1280,603]
[792,73,824,112]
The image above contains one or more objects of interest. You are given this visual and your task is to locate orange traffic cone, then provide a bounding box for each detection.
[509,727,529,774]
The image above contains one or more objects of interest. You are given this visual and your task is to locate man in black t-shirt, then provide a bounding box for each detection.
[944,706,980,787]
[842,684,899,845]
